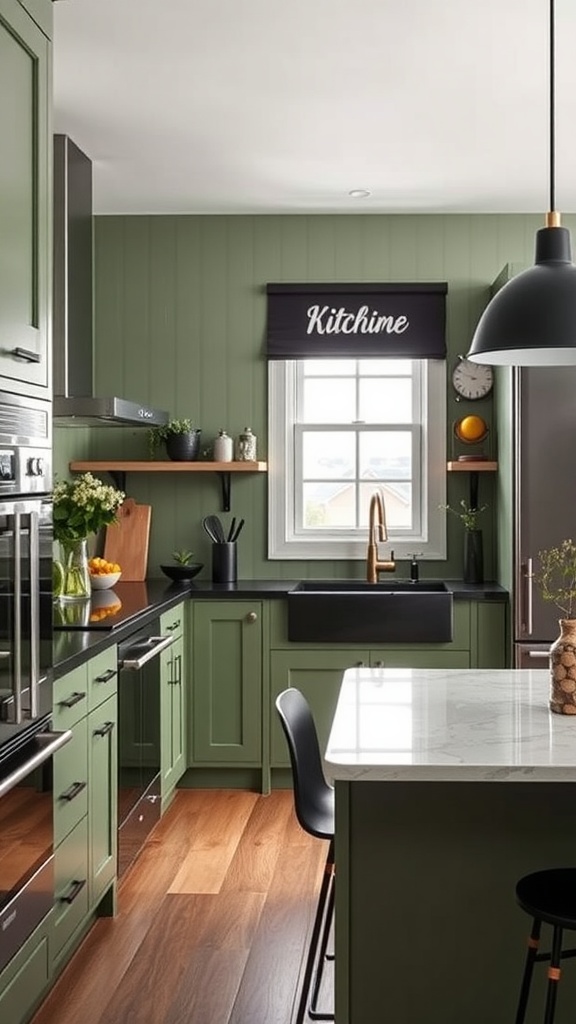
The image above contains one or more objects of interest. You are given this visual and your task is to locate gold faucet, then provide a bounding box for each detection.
[366,490,396,583]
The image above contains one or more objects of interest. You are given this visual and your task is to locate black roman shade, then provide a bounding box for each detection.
[266,282,447,359]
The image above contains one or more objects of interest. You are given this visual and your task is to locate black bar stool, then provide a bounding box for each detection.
[514,868,576,1023]
[276,688,335,1022]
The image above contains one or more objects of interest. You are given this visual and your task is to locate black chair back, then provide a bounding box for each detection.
[275,688,335,841]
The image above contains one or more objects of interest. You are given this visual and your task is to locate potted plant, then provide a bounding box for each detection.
[535,539,576,715]
[148,418,202,461]
[440,500,488,584]
[53,472,125,601]
[160,548,204,583]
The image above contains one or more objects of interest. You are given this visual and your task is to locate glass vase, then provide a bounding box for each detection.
[55,538,91,602]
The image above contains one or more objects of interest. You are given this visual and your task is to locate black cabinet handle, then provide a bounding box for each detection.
[10,346,41,363]
[165,619,181,632]
[59,780,87,802]
[61,878,86,905]
[93,721,115,738]
[59,691,87,708]
[94,668,117,683]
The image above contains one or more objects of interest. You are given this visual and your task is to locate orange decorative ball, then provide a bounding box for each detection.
[455,415,488,443]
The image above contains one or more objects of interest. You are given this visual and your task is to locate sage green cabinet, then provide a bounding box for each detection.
[160,604,187,805]
[52,645,117,968]
[0,916,50,1024]
[192,601,262,764]
[0,0,51,396]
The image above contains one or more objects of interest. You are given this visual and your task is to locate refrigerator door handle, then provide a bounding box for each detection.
[525,650,550,659]
[524,557,534,636]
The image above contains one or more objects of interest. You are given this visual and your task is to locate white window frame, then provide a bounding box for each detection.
[268,359,447,561]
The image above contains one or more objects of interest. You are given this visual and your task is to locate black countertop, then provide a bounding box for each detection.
[52,577,508,677]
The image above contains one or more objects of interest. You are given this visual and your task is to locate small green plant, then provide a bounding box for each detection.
[440,500,488,532]
[148,418,196,458]
[535,539,576,618]
[172,549,195,565]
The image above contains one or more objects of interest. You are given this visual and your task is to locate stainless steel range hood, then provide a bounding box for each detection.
[52,135,168,428]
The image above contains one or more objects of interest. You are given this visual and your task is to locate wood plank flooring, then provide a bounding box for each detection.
[31,790,332,1024]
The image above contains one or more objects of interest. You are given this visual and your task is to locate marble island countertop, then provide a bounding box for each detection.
[325,667,576,783]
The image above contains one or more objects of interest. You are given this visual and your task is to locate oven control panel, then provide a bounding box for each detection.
[0,447,52,495]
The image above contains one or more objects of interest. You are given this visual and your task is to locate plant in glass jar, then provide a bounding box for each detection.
[52,473,125,602]
[535,539,576,714]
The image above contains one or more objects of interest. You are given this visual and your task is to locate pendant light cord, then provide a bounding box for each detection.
[550,0,556,213]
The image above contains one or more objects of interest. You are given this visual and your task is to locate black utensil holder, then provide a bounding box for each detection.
[212,542,237,583]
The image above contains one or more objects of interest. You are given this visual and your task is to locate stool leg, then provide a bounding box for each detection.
[543,925,563,1024]
[515,917,542,1024]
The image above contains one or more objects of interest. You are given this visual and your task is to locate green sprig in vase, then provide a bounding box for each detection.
[54,537,91,602]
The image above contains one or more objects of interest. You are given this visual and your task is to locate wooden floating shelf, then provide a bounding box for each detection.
[69,461,267,512]
[446,461,498,472]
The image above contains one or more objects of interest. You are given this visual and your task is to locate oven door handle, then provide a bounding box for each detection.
[119,634,175,671]
[0,729,72,799]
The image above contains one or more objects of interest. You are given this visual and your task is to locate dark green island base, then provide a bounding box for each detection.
[327,669,576,1024]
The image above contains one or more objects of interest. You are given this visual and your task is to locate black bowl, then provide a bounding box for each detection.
[160,562,204,583]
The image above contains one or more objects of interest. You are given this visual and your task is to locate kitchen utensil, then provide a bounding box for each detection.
[211,543,237,583]
[103,499,151,581]
[227,517,236,543]
[230,518,245,543]
[204,514,226,543]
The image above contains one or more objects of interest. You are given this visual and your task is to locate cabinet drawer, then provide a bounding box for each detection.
[53,816,89,960]
[87,646,118,712]
[54,719,88,845]
[52,665,89,730]
[0,927,49,1024]
[160,603,184,638]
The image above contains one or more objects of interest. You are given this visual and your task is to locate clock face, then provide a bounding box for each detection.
[452,357,493,400]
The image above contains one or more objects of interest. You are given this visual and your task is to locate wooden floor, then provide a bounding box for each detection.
[31,789,332,1024]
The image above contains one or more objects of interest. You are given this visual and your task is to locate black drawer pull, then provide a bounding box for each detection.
[93,721,115,738]
[94,668,117,683]
[165,620,181,632]
[59,691,87,709]
[59,780,87,802]
[10,346,41,363]
[61,878,86,905]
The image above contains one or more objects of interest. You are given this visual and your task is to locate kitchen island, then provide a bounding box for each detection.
[325,668,576,1024]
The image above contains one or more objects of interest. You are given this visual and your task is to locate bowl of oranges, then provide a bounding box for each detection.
[88,556,122,590]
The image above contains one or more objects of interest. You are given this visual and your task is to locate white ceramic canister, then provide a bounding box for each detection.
[236,427,257,461]
[213,429,234,462]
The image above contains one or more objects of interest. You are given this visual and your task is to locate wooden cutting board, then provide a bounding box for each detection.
[103,499,152,581]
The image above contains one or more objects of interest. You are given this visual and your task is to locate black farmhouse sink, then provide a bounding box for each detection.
[287,580,453,644]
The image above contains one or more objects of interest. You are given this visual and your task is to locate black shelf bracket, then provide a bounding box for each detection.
[108,470,127,493]
[217,471,232,512]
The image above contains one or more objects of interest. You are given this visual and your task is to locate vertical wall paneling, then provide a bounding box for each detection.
[54,212,576,580]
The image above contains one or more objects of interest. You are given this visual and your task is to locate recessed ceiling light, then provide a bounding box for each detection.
[348,189,371,199]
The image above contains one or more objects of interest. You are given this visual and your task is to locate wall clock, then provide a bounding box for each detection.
[451,356,493,401]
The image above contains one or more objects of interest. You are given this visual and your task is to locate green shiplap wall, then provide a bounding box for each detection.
[53,213,576,581]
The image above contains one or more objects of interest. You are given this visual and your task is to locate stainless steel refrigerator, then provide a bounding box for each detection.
[512,366,576,667]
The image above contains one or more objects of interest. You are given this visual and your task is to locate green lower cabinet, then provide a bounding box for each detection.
[0,916,51,1024]
[192,601,262,763]
[89,692,118,908]
[53,817,89,963]
[160,604,187,804]
[270,649,369,766]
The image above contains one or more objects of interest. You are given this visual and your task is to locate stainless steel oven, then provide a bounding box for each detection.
[117,623,174,877]
[0,723,71,972]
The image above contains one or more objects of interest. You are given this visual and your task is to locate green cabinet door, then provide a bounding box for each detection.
[270,648,370,767]
[193,601,262,763]
[0,0,50,394]
[88,692,118,907]
[0,918,50,1024]
[160,605,187,804]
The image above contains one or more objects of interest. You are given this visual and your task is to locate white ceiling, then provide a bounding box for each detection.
[53,0,576,216]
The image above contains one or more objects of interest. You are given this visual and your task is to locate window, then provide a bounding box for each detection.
[268,359,446,560]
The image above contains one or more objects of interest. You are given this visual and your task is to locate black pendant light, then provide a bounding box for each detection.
[467,0,576,366]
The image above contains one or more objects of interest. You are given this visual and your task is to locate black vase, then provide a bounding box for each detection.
[464,529,484,584]
[165,429,202,461]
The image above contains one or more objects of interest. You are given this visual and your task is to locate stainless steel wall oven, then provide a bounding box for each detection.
[117,623,174,877]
